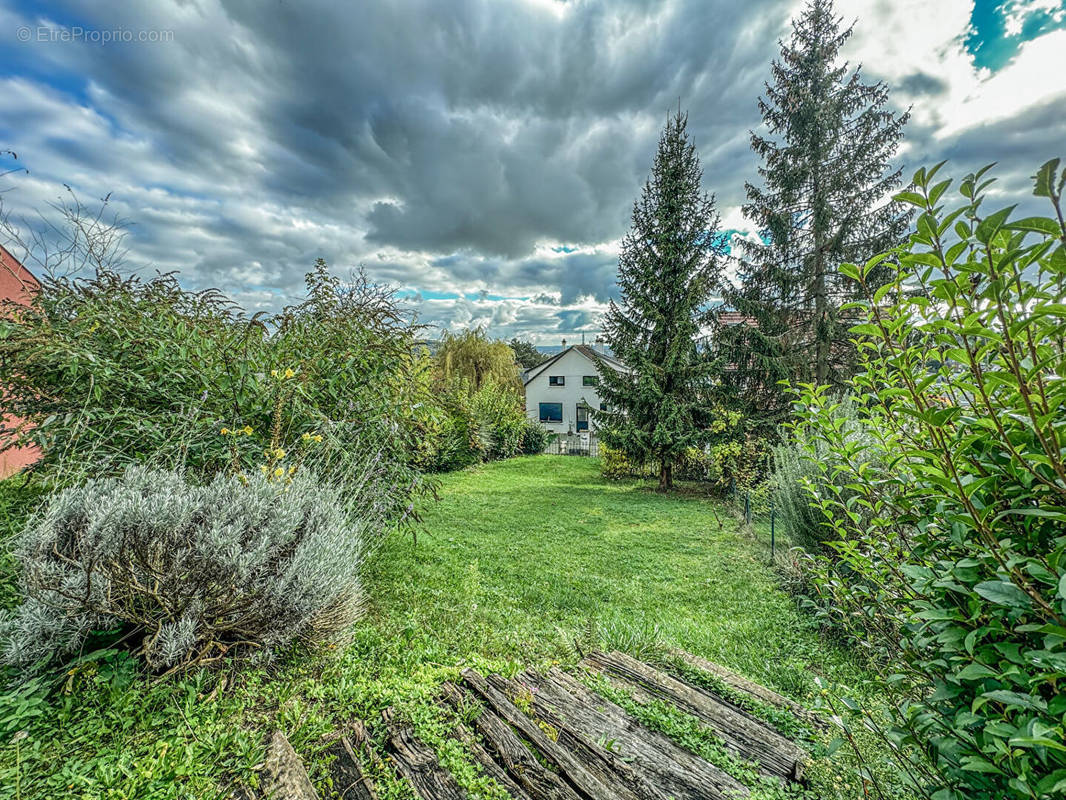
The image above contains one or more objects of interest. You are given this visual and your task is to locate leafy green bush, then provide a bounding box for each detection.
[600,444,652,479]
[518,418,551,455]
[0,466,363,672]
[0,261,429,531]
[794,160,1066,799]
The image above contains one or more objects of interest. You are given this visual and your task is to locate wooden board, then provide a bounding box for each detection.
[514,668,750,800]
[380,707,467,800]
[672,649,827,731]
[262,730,320,800]
[461,668,624,800]
[324,733,379,800]
[583,651,806,782]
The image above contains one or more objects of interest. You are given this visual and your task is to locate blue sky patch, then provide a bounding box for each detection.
[965,0,1066,71]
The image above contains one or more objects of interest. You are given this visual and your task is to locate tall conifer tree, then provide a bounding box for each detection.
[596,108,724,490]
[716,0,909,425]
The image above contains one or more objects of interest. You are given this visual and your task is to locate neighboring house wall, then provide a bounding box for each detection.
[523,346,624,435]
[0,244,41,479]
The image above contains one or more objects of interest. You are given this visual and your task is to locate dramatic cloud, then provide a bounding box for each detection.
[0,0,1063,342]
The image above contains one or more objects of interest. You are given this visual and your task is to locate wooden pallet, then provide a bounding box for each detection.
[260,651,812,800]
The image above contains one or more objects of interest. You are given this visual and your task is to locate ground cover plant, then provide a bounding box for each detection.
[0,457,903,799]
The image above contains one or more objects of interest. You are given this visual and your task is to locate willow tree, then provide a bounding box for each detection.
[434,327,520,394]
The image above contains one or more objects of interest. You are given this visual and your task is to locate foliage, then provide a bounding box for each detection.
[518,418,552,455]
[600,444,652,480]
[677,408,769,494]
[509,337,548,370]
[0,260,429,532]
[716,0,909,430]
[771,394,879,555]
[0,466,364,672]
[597,108,725,490]
[794,160,1066,799]
[414,376,537,470]
[435,327,521,395]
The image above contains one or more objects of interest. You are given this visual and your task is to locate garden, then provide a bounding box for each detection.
[0,0,1064,796]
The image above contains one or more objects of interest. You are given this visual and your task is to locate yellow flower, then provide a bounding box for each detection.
[274,448,286,459]
[301,432,311,441]
[271,369,279,378]
[284,368,295,379]
[313,434,323,443]
[260,465,269,474]
[273,467,284,478]
[220,428,230,435]
[242,425,253,435]
[287,465,296,475]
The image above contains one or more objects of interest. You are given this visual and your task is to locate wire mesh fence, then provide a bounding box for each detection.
[722,482,784,562]
[542,433,600,457]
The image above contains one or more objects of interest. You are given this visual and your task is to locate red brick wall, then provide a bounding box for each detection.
[0,244,41,478]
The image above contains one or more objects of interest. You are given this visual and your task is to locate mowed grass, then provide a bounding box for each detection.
[369,456,838,697]
[1,457,886,800]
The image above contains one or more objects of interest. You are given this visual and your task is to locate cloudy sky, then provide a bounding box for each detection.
[1,0,1064,343]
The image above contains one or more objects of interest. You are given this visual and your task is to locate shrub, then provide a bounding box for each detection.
[518,419,551,455]
[0,466,363,672]
[0,260,430,536]
[468,379,526,459]
[795,160,1066,798]
[771,394,878,555]
[600,444,651,479]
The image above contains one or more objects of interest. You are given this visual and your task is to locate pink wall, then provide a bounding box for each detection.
[0,244,41,478]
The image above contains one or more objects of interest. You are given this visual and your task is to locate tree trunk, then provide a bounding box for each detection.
[658,459,673,491]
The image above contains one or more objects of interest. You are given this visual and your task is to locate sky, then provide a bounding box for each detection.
[0,0,1064,344]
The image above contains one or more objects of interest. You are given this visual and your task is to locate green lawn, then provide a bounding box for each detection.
[1,457,893,799]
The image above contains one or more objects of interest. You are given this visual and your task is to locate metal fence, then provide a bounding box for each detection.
[543,433,600,457]
[722,482,783,562]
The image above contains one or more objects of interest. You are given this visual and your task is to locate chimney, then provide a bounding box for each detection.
[595,335,605,353]
[581,332,585,345]
[561,338,567,349]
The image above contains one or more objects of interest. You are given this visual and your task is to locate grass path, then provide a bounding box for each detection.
[0,457,889,799]
[370,456,844,698]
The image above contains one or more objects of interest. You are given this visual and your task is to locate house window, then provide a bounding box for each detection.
[576,404,589,432]
[549,375,565,386]
[582,375,598,386]
[539,402,563,422]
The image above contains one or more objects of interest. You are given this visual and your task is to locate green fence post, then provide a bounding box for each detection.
[770,500,775,561]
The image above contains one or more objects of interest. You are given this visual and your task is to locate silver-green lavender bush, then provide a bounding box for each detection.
[0,466,364,671]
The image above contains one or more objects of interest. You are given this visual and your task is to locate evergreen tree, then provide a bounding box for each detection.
[716,0,909,426]
[596,108,724,490]
[508,337,548,370]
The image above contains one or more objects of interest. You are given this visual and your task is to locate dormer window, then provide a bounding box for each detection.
[549,376,565,386]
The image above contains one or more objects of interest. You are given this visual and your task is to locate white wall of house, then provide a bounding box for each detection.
[524,347,616,434]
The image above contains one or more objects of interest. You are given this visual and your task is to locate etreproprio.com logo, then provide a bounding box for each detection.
[16,26,175,44]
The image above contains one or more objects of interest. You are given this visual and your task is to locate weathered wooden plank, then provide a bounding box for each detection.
[439,683,543,800]
[672,649,827,731]
[324,734,378,800]
[515,668,749,800]
[380,707,467,800]
[584,651,806,782]
[460,668,620,800]
[263,730,320,800]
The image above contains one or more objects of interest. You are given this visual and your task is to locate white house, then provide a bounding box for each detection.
[523,343,628,434]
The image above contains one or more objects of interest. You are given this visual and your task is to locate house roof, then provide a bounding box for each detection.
[0,244,39,305]
[523,343,627,385]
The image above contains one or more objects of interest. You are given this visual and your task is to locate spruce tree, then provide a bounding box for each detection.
[596,108,723,490]
[716,0,909,426]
